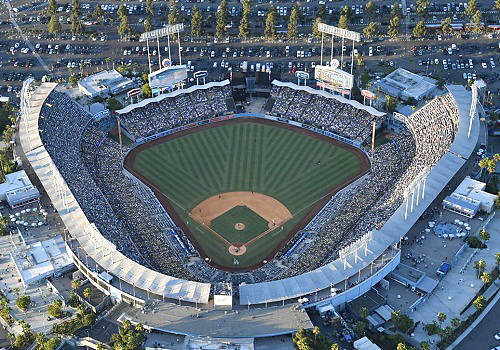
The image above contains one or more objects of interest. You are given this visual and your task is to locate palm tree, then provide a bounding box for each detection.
[473,295,486,310]
[7,332,15,347]
[474,260,486,279]
[419,341,431,350]
[96,344,105,350]
[13,287,19,296]
[331,344,340,350]
[451,317,461,328]
[437,312,446,329]
[360,307,369,319]
[481,272,492,284]
[83,287,92,300]
[76,304,85,319]
[71,279,81,290]
[135,323,144,333]
[478,229,490,245]
[312,326,320,344]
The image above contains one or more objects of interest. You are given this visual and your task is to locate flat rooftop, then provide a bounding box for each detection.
[118,303,312,338]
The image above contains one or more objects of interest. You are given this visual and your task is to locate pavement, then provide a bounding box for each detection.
[407,212,500,348]
[452,291,500,350]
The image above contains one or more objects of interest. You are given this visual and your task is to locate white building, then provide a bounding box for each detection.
[0,170,40,208]
[442,177,496,217]
[10,236,73,287]
[78,70,136,98]
[373,68,436,101]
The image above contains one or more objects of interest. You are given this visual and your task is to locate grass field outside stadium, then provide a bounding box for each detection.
[126,119,368,269]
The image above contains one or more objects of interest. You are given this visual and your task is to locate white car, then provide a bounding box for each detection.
[481,62,487,69]
[494,332,500,341]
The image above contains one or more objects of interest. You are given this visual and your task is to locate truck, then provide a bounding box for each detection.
[241,61,248,73]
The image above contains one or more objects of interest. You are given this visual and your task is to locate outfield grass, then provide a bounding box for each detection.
[131,122,362,268]
[211,205,269,245]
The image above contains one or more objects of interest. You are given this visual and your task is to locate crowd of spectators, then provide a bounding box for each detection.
[119,85,233,140]
[37,85,461,287]
[270,86,383,143]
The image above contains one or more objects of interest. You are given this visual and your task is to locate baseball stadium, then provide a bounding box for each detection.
[19,71,479,339]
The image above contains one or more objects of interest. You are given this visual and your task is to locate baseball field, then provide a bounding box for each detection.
[125,118,369,270]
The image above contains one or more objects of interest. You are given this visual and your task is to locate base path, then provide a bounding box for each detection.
[190,192,293,228]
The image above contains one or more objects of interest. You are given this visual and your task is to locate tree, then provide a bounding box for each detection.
[216,0,229,38]
[264,5,277,40]
[420,341,431,350]
[437,312,447,329]
[495,193,500,210]
[495,0,500,10]
[117,4,128,19]
[473,295,486,310]
[331,344,340,350]
[71,279,81,290]
[388,16,400,37]
[312,17,322,38]
[363,22,377,37]
[83,287,92,300]
[93,4,104,21]
[7,333,15,347]
[107,98,123,111]
[47,299,63,318]
[385,95,398,113]
[191,5,203,38]
[441,17,453,34]
[391,310,414,333]
[451,317,461,328]
[146,0,154,18]
[464,0,478,17]
[144,18,152,32]
[470,10,482,33]
[360,307,369,319]
[479,229,491,245]
[416,0,430,18]
[313,326,320,344]
[391,2,402,18]
[293,328,332,350]
[71,0,81,18]
[496,252,500,267]
[118,15,131,39]
[356,54,365,67]
[354,320,369,338]
[474,260,486,278]
[318,4,327,19]
[396,343,407,350]
[479,156,499,173]
[142,83,152,98]
[365,1,376,21]
[481,271,492,284]
[413,20,427,38]
[338,14,348,29]
[16,295,31,311]
[238,0,252,38]
[71,12,84,36]
[48,14,61,35]
[168,0,178,27]
[288,7,299,39]
[48,0,57,16]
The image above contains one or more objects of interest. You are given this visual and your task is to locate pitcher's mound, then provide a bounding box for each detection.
[234,222,245,230]
[228,245,247,256]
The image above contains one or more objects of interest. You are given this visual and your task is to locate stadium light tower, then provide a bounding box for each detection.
[140,24,184,74]
[468,82,478,138]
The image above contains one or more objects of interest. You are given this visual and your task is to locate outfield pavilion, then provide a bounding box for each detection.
[18,77,479,338]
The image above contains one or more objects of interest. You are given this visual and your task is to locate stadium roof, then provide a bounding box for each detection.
[446,85,480,159]
[272,80,386,117]
[240,86,477,305]
[116,80,231,115]
[19,83,211,304]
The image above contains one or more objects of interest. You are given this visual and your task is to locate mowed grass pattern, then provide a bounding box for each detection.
[211,206,269,244]
[132,122,361,268]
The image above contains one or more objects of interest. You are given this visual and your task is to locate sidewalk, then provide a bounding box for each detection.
[408,212,500,347]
